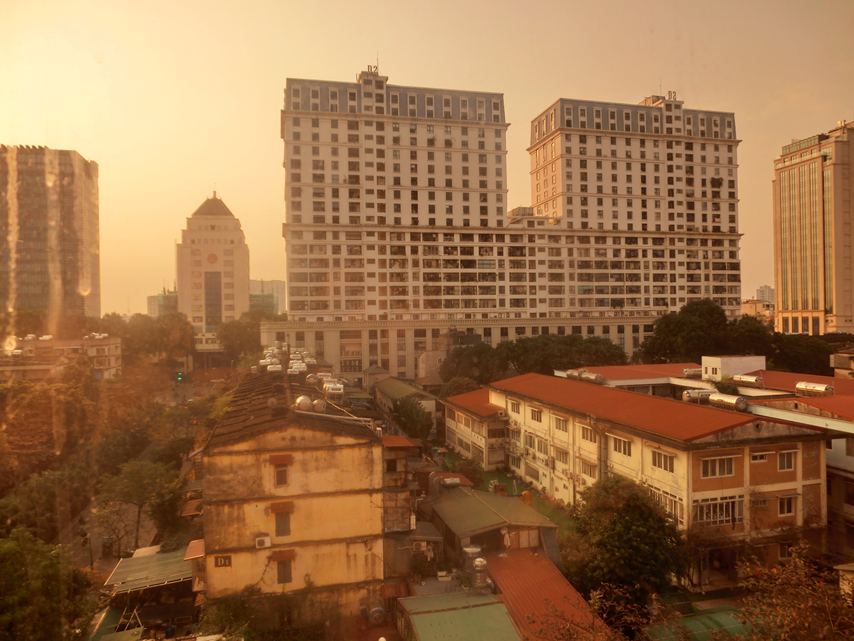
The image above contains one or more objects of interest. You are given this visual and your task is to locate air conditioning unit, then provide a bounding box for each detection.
[497,410,506,418]
[255,536,272,549]
[562,468,570,476]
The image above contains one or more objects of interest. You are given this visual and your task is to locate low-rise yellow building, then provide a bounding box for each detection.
[199,373,389,624]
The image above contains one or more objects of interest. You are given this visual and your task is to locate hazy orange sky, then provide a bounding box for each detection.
[2,0,853,315]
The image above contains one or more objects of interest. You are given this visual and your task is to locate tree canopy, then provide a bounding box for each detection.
[717,540,854,641]
[389,395,433,440]
[0,529,97,641]
[438,377,480,398]
[439,334,628,384]
[635,299,834,375]
[560,476,689,608]
[99,459,178,549]
[217,309,287,362]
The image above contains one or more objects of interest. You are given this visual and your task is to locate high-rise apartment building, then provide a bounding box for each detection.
[527,93,741,315]
[773,121,854,335]
[267,73,741,384]
[756,285,775,303]
[176,193,250,353]
[0,146,100,324]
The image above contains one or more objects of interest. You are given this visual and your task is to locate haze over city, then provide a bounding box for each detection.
[3,0,853,314]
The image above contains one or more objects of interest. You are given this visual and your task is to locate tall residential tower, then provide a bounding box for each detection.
[773,121,854,335]
[0,146,100,324]
[267,72,742,384]
[527,93,741,316]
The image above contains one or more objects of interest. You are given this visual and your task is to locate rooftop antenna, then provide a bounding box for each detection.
[213,182,217,199]
[659,77,662,95]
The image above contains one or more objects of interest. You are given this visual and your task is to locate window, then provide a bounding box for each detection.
[553,417,568,432]
[652,450,675,473]
[274,465,288,486]
[277,560,292,584]
[778,451,795,472]
[581,460,597,478]
[510,400,520,414]
[702,457,734,478]
[613,436,631,457]
[536,438,549,455]
[275,512,291,536]
[524,433,535,449]
[530,408,542,422]
[750,453,768,463]
[555,449,569,465]
[778,496,795,516]
[693,495,744,526]
[581,426,598,444]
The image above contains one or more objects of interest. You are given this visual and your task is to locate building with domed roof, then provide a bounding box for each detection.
[176,192,250,356]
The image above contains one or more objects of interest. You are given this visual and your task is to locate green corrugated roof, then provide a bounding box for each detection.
[100,628,143,641]
[400,592,498,614]
[431,488,556,537]
[399,593,520,641]
[375,377,423,400]
[104,546,191,594]
[88,606,123,641]
[647,606,750,641]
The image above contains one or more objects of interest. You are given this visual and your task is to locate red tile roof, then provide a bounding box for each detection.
[747,369,854,395]
[486,550,597,638]
[382,435,415,448]
[774,395,854,421]
[444,388,503,418]
[583,362,701,381]
[489,373,754,443]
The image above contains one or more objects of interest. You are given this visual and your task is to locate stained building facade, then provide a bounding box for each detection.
[0,146,100,323]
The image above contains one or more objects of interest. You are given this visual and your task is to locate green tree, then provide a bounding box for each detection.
[147,477,186,543]
[439,341,506,384]
[389,395,433,440]
[560,476,688,609]
[0,529,96,641]
[217,309,285,362]
[442,455,484,489]
[770,333,834,375]
[718,540,854,640]
[99,460,177,549]
[439,377,480,398]
[636,299,730,363]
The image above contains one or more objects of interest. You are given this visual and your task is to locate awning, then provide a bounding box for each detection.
[184,539,205,561]
[182,499,203,517]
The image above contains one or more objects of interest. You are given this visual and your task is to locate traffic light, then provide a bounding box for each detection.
[177,372,183,382]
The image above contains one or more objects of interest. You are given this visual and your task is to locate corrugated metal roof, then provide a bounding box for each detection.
[486,550,596,638]
[100,629,143,641]
[105,547,192,594]
[444,389,503,419]
[375,377,428,400]
[583,362,701,381]
[430,487,555,537]
[489,374,754,443]
[433,472,474,488]
[383,435,414,448]
[647,606,749,640]
[399,593,521,641]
